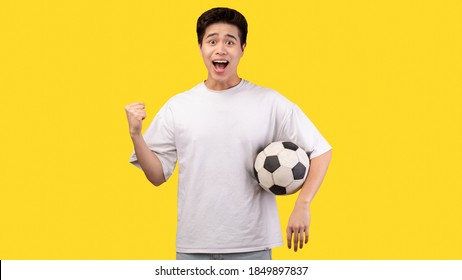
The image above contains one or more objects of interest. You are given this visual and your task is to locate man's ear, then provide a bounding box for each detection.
[241,43,246,56]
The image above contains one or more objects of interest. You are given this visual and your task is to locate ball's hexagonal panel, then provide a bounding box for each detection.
[273,166,294,187]
[292,162,307,180]
[263,141,284,156]
[296,148,310,167]
[277,149,299,168]
[257,168,274,189]
[269,185,287,195]
[286,179,304,194]
[263,155,280,172]
[254,151,266,172]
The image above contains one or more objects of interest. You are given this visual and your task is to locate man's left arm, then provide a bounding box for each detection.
[286,149,332,252]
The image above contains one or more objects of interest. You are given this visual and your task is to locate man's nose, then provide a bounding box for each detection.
[216,44,227,55]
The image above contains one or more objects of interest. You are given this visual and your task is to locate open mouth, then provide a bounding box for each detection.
[212,60,229,72]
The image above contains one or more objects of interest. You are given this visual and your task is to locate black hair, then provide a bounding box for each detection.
[197,7,248,48]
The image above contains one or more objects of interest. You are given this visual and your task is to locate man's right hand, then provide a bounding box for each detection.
[125,102,147,137]
[125,102,166,186]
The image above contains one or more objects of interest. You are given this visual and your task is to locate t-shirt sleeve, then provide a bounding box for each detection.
[278,104,332,159]
[129,102,177,181]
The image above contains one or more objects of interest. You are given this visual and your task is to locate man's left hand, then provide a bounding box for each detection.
[286,204,311,252]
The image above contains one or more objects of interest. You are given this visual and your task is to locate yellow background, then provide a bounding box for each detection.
[1,0,461,260]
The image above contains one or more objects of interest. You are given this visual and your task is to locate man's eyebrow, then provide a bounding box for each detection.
[205,33,238,40]
[226,34,238,40]
[206,33,218,38]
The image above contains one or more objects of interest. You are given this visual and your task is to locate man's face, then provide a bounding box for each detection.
[199,23,245,86]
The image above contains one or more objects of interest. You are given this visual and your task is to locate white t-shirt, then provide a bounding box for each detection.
[129,79,332,253]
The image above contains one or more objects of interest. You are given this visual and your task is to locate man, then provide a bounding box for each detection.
[125,7,332,260]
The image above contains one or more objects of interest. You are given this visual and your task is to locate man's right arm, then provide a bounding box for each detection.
[125,102,166,186]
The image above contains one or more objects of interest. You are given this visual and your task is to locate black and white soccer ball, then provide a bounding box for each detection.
[254,141,310,195]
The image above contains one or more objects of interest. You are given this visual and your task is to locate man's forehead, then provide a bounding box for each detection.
[204,23,240,37]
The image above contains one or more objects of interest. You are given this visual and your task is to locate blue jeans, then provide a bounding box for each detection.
[176,249,272,260]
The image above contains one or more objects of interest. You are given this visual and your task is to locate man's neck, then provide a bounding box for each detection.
[204,76,241,91]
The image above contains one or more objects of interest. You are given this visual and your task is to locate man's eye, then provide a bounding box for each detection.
[209,40,216,44]
[226,41,235,45]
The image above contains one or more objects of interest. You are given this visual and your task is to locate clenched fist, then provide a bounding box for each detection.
[125,102,147,137]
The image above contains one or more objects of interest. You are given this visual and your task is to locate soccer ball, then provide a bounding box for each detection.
[254,141,310,195]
